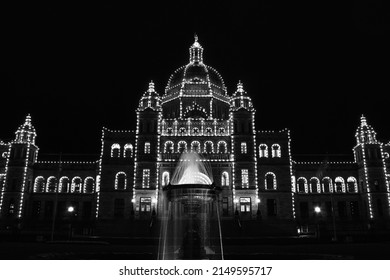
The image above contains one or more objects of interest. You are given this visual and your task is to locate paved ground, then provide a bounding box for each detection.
[1,239,390,259]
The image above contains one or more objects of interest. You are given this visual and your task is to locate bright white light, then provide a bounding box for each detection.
[314,206,321,213]
[68,206,74,213]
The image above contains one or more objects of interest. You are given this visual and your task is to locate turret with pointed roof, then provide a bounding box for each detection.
[138,81,161,111]
[231,81,254,112]
[15,114,37,145]
[355,115,377,145]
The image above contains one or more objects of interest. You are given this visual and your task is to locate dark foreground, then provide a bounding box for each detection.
[1,237,390,260]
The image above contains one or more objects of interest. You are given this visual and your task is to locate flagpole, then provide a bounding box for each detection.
[50,152,62,241]
[330,187,337,241]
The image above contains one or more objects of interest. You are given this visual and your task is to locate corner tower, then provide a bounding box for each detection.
[134,81,162,218]
[353,115,390,222]
[0,114,38,219]
[230,82,258,218]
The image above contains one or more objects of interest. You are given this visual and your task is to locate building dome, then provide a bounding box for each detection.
[165,35,227,97]
[166,64,226,94]
[162,36,230,120]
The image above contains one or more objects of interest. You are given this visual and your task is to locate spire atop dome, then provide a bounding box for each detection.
[25,114,32,126]
[234,81,248,96]
[189,34,203,63]
[360,114,367,126]
[237,81,244,93]
[148,80,155,93]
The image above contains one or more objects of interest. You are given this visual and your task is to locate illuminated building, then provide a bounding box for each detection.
[1,37,389,238]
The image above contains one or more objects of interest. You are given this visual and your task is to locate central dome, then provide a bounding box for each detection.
[165,36,227,97]
[162,36,231,120]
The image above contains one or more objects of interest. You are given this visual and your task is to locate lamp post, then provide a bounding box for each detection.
[67,206,74,241]
[150,198,157,229]
[130,198,135,219]
[233,198,241,228]
[50,153,62,242]
[330,191,338,242]
[256,198,261,220]
[314,206,321,239]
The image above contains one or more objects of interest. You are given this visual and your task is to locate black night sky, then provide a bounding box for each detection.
[1,2,389,159]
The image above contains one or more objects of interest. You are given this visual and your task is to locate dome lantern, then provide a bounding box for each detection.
[189,34,203,64]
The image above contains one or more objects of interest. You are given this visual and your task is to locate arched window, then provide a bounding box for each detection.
[271,144,281,158]
[0,175,4,190]
[204,141,214,153]
[177,141,187,153]
[221,172,229,187]
[59,176,70,193]
[297,177,308,193]
[34,176,45,193]
[265,172,277,190]
[164,141,174,153]
[115,172,127,190]
[142,169,150,188]
[347,177,358,193]
[83,177,95,193]
[111,143,121,158]
[162,171,170,186]
[241,169,249,188]
[123,144,133,158]
[71,177,82,193]
[144,142,151,154]
[8,198,15,215]
[217,141,227,153]
[241,142,247,154]
[46,176,57,193]
[259,144,268,158]
[322,177,333,193]
[335,177,345,193]
[191,141,201,153]
[310,177,320,193]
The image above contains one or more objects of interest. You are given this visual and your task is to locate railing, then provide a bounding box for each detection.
[161,153,231,161]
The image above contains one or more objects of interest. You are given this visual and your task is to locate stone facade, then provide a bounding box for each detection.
[1,37,390,237]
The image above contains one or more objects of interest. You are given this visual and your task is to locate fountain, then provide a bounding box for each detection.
[158,152,223,260]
